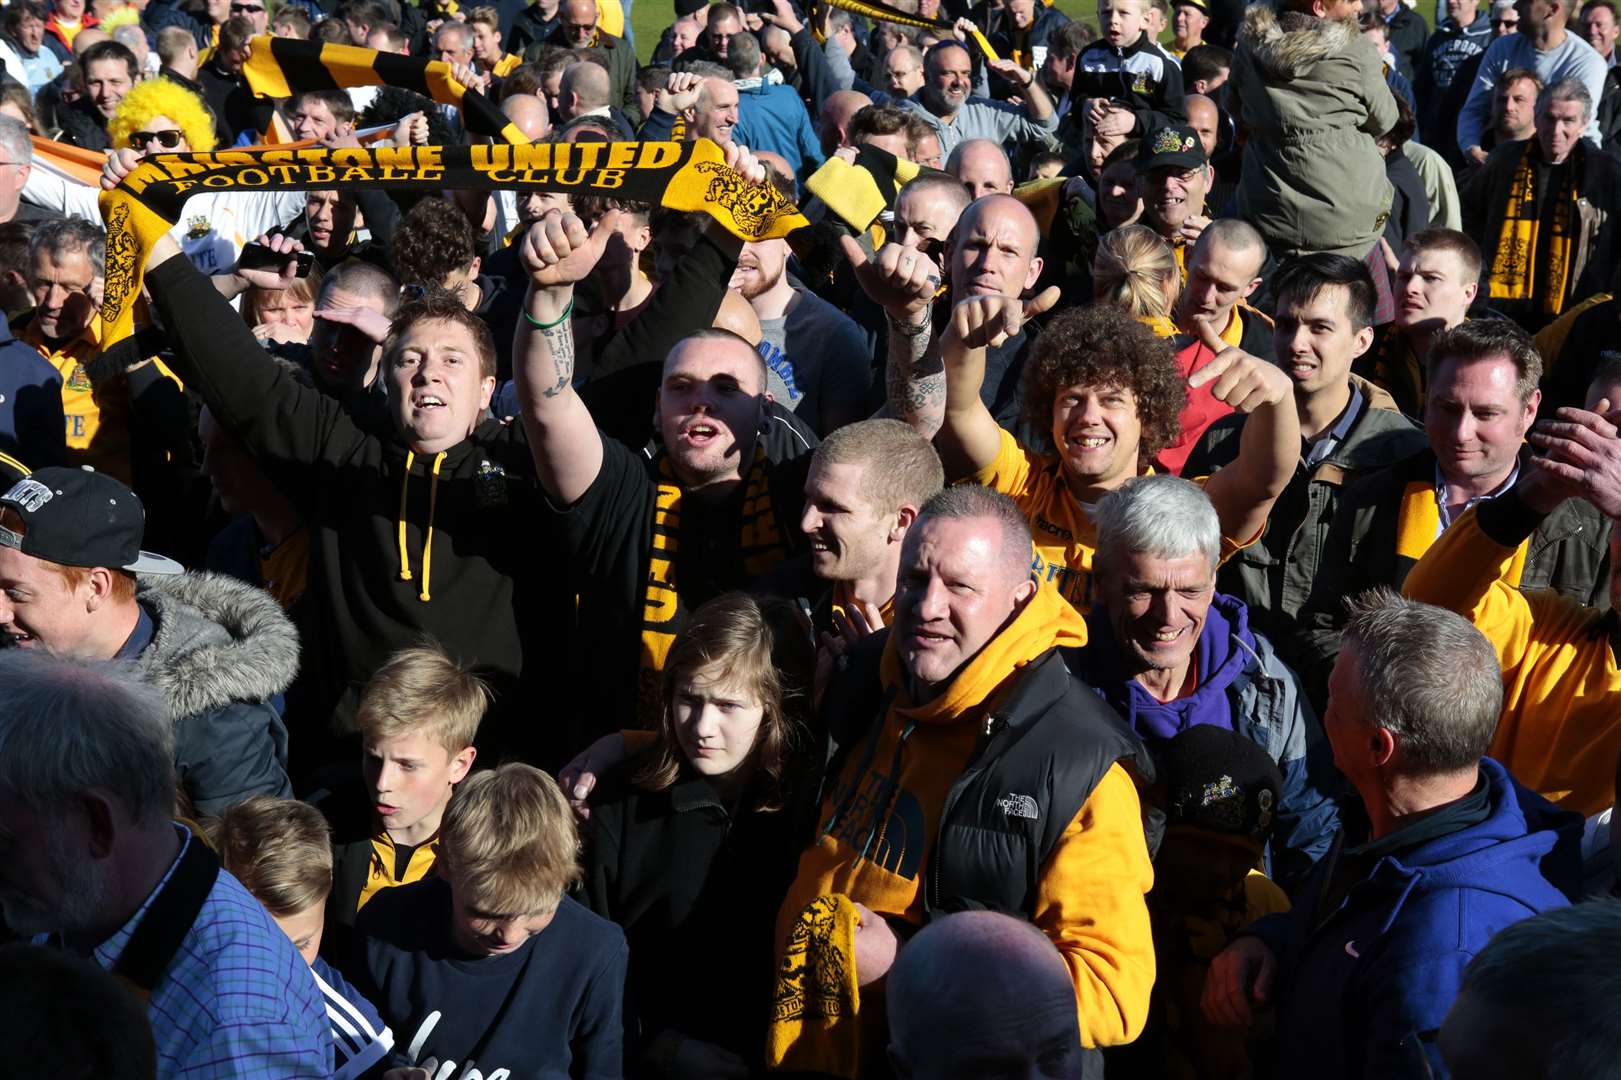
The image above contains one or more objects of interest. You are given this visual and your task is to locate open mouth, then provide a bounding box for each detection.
[1143,626,1189,646]
[1067,434,1110,453]
[4,631,34,647]
[413,394,447,410]
[682,422,721,446]
[1284,361,1317,380]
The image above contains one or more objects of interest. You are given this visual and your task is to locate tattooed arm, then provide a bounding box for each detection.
[514,210,614,506]
[843,237,949,438]
[885,311,947,440]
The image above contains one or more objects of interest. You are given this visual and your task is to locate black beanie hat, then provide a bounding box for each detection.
[1162,725,1285,843]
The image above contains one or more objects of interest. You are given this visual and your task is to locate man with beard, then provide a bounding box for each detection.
[0,650,330,1070]
[733,191,872,436]
[899,40,1059,159]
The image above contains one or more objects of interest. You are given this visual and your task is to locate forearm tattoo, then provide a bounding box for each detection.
[886,313,945,435]
[537,320,576,399]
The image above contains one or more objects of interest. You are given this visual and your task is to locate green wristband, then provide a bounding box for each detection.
[522,297,574,330]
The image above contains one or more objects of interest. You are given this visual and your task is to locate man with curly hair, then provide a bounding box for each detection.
[880,200,1300,615]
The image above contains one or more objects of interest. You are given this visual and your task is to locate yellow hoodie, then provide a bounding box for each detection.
[775,586,1156,1049]
[1404,501,1621,816]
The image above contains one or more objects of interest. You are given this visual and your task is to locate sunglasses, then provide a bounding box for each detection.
[231,3,265,11]
[129,128,184,150]
[1493,16,1518,24]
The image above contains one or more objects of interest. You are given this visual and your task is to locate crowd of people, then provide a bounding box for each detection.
[6,0,1621,1074]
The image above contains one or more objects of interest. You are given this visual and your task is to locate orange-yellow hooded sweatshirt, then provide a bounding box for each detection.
[775,585,1157,1048]
[1405,494,1621,816]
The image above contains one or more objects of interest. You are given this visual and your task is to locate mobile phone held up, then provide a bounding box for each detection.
[235,242,314,278]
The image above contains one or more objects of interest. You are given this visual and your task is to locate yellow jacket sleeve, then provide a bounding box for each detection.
[1030,763,1156,1048]
[1402,502,1539,678]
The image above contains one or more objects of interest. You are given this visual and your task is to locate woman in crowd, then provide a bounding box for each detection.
[579,592,817,1080]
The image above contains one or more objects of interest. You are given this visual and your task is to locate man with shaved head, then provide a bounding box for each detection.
[892,174,973,256]
[889,911,1088,1079]
[557,59,610,123]
[863,194,1047,432]
[776,483,1155,1070]
[819,88,873,156]
[946,138,1015,199]
[1183,93,1221,160]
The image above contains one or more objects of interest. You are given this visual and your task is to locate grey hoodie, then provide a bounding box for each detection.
[1230,5,1399,258]
[135,572,297,816]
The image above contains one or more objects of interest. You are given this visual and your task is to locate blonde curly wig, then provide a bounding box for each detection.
[106,77,219,153]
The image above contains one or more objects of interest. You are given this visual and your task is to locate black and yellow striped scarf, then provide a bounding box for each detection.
[1358,324,1425,417]
[1489,145,1581,317]
[638,447,790,721]
[99,138,808,361]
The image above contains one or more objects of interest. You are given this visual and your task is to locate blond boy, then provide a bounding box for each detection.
[319,643,489,934]
[353,764,628,1077]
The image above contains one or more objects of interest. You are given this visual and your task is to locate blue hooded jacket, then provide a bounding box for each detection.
[1251,757,1581,1079]
[0,310,65,471]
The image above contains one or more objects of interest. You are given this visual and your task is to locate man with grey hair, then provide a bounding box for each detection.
[0,115,51,229]
[777,483,1157,1067]
[638,62,738,144]
[0,649,331,1072]
[1462,75,1621,328]
[1458,0,1607,161]
[888,910,1087,1079]
[1066,474,1340,894]
[1439,902,1621,1077]
[1203,588,1579,1080]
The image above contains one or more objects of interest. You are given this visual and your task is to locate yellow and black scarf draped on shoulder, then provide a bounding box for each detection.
[1489,144,1581,317]
[1356,324,1425,417]
[1394,478,1529,581]
[637,446,790,720]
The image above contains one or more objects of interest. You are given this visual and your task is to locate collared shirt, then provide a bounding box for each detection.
[1436,460,1520,533]
[1303,384,1367,470]
[114,602,155,661]
[91,826,332,1079]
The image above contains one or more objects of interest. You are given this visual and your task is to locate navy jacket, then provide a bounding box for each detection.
[1252,757,1579,1079]
[0,310,65,470]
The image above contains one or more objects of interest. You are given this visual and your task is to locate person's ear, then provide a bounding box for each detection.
[1012,576,1037,606]
[448,745,477,784]
[1370,726,1398,769]
[79,790,117,859]
[1351,324,1376,360]
[1242,275,1261,301]
[891,504,918,542]
[469,254,482,279]
[81,566,118,613]
[1023,254,1044,293]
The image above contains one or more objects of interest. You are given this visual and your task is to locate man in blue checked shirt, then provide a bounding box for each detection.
[0,649,331,1079]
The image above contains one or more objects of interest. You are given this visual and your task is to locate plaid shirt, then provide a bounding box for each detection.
[92,828,332,1079]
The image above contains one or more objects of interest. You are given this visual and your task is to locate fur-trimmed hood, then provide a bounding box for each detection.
[1241,5,1361,80]
[133,571,300,723]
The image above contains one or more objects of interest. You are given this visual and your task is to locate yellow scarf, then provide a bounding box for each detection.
[637,448,789,719]
[1489,146,1580,316]
[819,0,1001,60]
[768,894,862,1078]
[1395,478,1528,581]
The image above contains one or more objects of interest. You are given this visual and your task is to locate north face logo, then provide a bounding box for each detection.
[995,793,1039,820]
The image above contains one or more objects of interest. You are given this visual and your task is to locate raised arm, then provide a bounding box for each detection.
[843,237,947,436]
[938,290,1059,481]
[1189,317,1300,547]
[513,210,615,507]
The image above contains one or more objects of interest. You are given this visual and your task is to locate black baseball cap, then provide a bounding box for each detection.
[0,467,183,575]
[1136,124,1208,172]
[1173,0,1210,12]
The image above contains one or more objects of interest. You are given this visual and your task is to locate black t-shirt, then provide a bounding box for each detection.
[551,433,810,752]
[353,876,628,1080]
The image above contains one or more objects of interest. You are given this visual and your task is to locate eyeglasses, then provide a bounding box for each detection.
[129,128,184,150]
[1493,16,1518,25]
[230,3,265,12]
